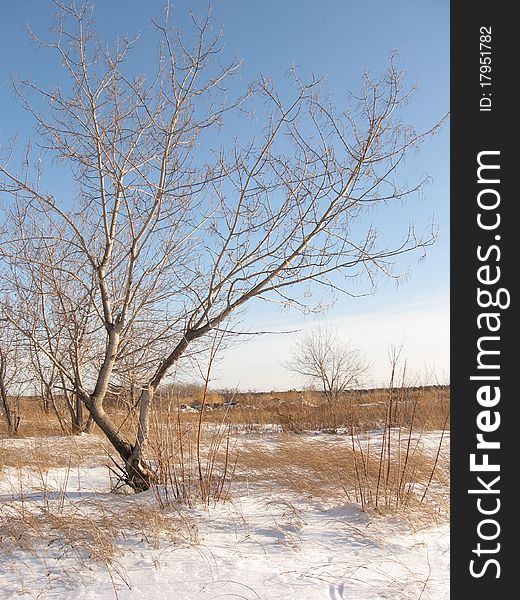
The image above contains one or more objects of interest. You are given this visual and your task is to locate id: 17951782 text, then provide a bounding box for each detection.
[480,26,492,112]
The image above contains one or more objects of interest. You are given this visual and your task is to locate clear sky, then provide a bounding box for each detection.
[0,1,449,390]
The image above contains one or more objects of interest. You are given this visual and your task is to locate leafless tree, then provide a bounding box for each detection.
[0,319,29,434]
[11,226,100,433]
[285,327,370,401]
[0,2,440,490]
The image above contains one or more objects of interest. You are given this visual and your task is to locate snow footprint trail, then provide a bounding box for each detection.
[329,580,346,599]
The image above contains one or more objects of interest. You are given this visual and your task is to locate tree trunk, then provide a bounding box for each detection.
[0,354,18,435]
[0,392,17,435]
[72,393,83,434]
[85,394,156,491]
[83,413,95,433]
[125,387,157,491]
[75,387,83,432]
[125,454,157,492]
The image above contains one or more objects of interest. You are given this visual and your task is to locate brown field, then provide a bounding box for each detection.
[1,385,449,515]
[1,385,450,440]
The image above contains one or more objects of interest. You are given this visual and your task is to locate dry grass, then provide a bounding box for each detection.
[146,397,238,508]
[132,386,450,437]
[0,444,198,570]
[236,432,449,519]
[0,437,108,474]
[1,385,449,550]
[1,386,450,440]
[0,398,66,438]
[0,497,195,568]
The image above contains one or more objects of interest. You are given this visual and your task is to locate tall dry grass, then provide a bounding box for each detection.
[0,438,198,577]
[145,395,238,508]
[237,429,449,518]
[1,385,450,440]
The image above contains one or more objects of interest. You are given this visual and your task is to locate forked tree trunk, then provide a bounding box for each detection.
[84,392,157,492]
[125,453,157,492]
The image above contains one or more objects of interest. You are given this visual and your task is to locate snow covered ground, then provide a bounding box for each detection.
[0,433,449,600]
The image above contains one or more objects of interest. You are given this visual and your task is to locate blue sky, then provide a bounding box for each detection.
[0,1,449,389]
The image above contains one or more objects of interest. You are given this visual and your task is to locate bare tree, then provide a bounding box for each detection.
[285,327,370,401]
[0,351,20,435]
[0,2,440,490]
[0,319,29,435]
[13,227,100,434]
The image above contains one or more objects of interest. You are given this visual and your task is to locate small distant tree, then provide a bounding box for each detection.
[285,327,370,401]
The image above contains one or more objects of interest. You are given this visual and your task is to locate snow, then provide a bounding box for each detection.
[0,433,449,599]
